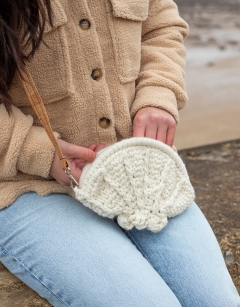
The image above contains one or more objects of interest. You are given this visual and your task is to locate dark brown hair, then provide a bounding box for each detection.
[0,0,52,113]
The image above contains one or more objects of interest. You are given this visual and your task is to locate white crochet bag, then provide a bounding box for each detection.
[74,138,195,232]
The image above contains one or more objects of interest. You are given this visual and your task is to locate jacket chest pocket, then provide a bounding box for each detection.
[10,0,74,107]
[108,0,149,83]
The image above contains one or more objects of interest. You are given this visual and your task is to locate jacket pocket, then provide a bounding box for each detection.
[108,0,149,83]
[10,0,74,106]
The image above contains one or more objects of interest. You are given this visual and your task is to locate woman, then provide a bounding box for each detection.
[0,0,239,306]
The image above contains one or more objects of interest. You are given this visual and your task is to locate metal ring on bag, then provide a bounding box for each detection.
[64,167,79,188]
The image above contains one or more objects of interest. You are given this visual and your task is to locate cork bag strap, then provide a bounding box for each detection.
[19,66,78,187]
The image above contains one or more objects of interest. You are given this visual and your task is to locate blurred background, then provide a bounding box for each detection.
[174,0,240,149]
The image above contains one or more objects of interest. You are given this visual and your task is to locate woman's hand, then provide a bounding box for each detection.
[50,139,104,186]
[133,107,176,146]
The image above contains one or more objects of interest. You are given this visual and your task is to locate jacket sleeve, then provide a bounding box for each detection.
[0,104,59,180]
[130,0,189,123]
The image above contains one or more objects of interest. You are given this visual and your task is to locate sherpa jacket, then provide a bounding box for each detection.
[0,0,189,209]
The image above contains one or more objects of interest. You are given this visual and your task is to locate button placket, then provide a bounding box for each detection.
[76,9,113,134]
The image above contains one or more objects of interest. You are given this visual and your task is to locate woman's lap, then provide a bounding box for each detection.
[127,203,240,306]
[0,193,239,307]
[0,193,181,307]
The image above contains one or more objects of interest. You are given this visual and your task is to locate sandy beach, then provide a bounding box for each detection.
[174,1,240,149]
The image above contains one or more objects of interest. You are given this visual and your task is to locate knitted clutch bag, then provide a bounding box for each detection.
[74,138,195,232]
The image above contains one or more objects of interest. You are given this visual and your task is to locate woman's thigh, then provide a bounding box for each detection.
[127,202,240,307]
[0,193,181,307]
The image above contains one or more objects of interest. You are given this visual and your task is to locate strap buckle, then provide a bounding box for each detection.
[64,167,79,188]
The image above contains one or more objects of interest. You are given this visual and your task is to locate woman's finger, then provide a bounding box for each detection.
[166,122,176,147]
[58,139,96,162]
[88,144,97,151]
[133,115,146,137]
[95,144,105,152]
[145,121,157,139]
[156,127,167,143]
[67,145,96,162]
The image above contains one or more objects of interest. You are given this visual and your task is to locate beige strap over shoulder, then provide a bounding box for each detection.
[19,66,78,187]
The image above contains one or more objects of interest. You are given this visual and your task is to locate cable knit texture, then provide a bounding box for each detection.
[0,0,188,209]
[74,138,195,232]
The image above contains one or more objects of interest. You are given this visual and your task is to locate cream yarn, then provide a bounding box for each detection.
[74,138,195,232]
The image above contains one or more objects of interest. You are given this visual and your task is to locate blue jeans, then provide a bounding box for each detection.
[0,193,239,307]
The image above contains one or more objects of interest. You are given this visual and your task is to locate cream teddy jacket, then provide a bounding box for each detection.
[0,0,189,209]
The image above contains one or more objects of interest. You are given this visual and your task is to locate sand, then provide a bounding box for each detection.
[174,1,240,149]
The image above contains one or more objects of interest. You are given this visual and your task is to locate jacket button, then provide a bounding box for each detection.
[99,117,111,129]
[91,69,102,81]
[79,19,91,30]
